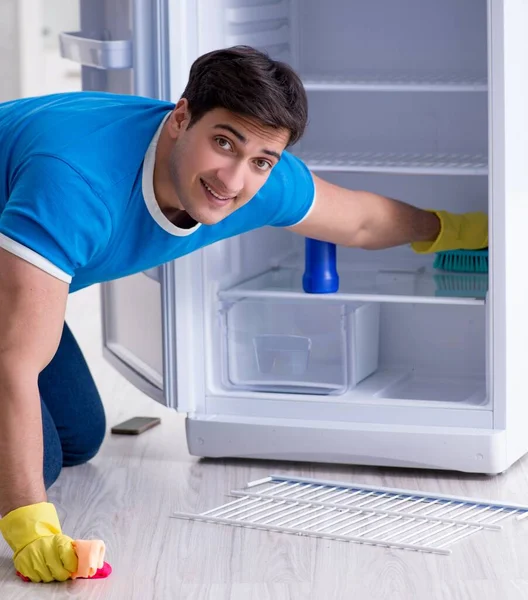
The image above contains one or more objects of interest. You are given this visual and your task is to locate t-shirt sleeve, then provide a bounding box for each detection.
[259,150,316,228]
[0,155,112,283]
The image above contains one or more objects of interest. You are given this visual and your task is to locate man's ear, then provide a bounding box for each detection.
[167,98,191,138]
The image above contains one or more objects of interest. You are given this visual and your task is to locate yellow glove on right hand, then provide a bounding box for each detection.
[0,502,78,583]
[411,210,488,254]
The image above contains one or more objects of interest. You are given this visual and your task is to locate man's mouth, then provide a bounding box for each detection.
[200,178,236,205]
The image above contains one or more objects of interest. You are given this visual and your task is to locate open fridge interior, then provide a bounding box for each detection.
[193,0,490,418]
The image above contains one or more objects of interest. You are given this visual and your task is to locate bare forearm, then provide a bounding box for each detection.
[0,252,68,518]
[293,175,442,249]
[0,363,47,517]
[352,191,441,250]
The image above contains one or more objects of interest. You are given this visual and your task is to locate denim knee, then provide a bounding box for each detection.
[39,321,107,469]
[62,409,107,467]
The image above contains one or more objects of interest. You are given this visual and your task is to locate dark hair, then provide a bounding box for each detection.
[181,46,308,147]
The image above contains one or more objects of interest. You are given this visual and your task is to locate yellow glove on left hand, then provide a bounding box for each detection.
[0,502,78,583]
[411,210,488,254]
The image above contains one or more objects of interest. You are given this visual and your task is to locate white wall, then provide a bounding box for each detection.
[0,0,81,101]
[0,0,45,101]
[42,0,79,50]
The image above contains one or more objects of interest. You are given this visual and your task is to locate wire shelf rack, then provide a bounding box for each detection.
[171,475,528,556]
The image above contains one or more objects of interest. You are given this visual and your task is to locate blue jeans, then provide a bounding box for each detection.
[40,322,106,489]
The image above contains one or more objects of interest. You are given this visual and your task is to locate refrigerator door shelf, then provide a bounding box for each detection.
[195,0,293,61]
[225,2,291,24]
[59,31,132,70]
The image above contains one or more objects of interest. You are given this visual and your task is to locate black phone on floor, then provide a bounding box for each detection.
[111,416,161,435]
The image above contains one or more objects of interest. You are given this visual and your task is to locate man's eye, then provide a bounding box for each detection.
[215,137,233,151]
[255,159,272,172]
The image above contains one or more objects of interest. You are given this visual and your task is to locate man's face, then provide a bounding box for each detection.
[167,101,290,225]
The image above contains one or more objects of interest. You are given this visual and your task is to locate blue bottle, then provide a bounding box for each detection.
[302,238,339,293]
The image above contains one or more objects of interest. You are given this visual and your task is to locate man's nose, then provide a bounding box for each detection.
[217,162,245,195]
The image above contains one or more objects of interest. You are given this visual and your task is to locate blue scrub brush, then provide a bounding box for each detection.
[434,272,488,299]
[433,248,488,274]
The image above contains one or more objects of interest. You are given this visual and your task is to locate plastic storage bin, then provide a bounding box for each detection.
[222,299,379,394]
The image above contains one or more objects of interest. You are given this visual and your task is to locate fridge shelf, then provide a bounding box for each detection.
[295,151,488,176]
[361,368,486,406]
[218,267,487,306]
[302,72,487,93]
[172,475,528,556]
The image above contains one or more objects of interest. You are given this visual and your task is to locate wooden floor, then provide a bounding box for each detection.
[2,284,528,600]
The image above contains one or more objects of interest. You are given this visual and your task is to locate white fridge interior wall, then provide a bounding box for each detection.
[295,0,487,76]
[193,0,489,424]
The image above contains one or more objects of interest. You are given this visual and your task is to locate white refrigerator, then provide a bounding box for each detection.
[59,0,528,475]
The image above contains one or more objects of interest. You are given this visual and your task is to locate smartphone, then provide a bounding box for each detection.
[111,416,161,435]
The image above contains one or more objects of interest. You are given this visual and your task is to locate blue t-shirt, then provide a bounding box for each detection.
[0,91,315,293]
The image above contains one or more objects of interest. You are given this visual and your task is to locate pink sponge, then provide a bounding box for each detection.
[16,562,112,582]
[16,539,112,582]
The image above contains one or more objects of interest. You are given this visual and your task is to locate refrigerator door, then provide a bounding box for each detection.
[59,0,192,410]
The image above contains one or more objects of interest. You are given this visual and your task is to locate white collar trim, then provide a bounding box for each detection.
[142,113,201,237]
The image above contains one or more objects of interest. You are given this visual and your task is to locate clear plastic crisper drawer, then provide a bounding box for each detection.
[221,299,380,395]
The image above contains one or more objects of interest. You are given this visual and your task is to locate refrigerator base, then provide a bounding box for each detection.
[185,415,512,475]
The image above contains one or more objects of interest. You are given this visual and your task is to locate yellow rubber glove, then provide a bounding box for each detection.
[0,502,78,583]
[411,210,488,254]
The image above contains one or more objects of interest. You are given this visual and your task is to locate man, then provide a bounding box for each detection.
[0,46,487,582]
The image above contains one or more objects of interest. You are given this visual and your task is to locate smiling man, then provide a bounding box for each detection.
[0,45,488,583]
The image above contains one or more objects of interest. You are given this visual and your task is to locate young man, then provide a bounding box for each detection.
[0,46,487,582]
